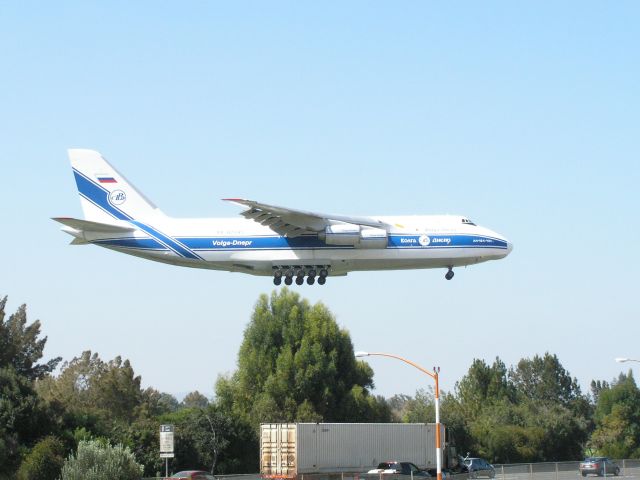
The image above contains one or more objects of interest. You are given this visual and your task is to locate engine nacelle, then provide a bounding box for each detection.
[320,224,388,249]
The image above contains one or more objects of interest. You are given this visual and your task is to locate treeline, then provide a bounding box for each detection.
[1,291,639,479]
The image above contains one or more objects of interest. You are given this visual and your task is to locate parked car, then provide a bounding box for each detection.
[368,461,431,477]
[170,471,216,480]
[463,458,495,478]
[579,458,620,477]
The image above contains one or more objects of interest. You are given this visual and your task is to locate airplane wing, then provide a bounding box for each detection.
[223,198,389,238]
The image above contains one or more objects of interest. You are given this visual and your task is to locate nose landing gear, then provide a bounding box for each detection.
[445,267,454,281]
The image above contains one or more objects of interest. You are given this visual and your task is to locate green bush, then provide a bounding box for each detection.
[60,439,143,480]
[17,436,66,480]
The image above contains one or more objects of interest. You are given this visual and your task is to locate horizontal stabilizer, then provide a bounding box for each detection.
[52,217,136,234]
[70,237,89,245]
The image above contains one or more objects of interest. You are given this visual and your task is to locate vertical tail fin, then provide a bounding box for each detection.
[69,149,165,223]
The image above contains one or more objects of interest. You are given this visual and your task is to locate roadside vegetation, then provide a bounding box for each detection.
[1,291,639,479]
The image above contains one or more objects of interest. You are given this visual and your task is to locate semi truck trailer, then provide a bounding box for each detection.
[260,423,457,479]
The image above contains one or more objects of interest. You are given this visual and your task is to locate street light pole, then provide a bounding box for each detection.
[355,351,442,480]
[616,357,640,363]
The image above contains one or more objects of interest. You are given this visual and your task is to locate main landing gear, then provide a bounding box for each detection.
[445,267,455,281]
[273,266,329,286]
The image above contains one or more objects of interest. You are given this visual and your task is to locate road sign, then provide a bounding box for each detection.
[160,424,174,456]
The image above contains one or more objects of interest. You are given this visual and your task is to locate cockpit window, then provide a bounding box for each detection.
[462,218,476,226]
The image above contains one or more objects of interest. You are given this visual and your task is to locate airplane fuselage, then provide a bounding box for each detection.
[80,214,512,276]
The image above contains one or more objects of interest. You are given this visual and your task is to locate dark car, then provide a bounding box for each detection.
[464,458,495,479]
[368,462,432,477]
[579,458,620,477]
[170,471,216,480]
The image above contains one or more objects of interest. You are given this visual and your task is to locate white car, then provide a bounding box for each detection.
[368,462,431,477]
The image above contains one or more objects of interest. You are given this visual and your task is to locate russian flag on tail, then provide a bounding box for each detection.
[97,175,117,184]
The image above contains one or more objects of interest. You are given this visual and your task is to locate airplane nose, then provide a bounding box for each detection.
[506,241,513,255]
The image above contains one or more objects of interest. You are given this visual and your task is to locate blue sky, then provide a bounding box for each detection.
[1,2,638,399]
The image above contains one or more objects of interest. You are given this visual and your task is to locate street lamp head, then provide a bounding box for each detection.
[615,357,630,363]
[354,351,369,358]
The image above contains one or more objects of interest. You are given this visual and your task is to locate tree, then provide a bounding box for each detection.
[397,388,435,423]
[590,380,610,404]
[137,388,181,417]
[0,366,50,477]
[17,436,66,480]
[36,351,147,433]
[589,371,640,458]
[449,354,590,463]
[387,393,413,421]
[510,353,581,405]
[159,404,257,474]
[0,296,61,381]
[456,357,514,413]
[216,289,389,426]
[184,406,231,474]
[60,440,143,480]
[182,391,210,409]
[109,417,163,477]
[0,297,59,479]
[157,392,181,413]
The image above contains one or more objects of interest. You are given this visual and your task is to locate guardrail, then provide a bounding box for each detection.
[492,460,640,480]
[143,460,640,480]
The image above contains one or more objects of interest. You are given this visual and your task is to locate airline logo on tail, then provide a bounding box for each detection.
[109,190,127,205]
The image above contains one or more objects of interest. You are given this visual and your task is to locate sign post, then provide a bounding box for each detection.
[160,424,175,477]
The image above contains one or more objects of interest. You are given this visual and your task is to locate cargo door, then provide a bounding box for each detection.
[261,423,297,477]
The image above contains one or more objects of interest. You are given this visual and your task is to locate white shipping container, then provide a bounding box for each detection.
[260,423,445,478]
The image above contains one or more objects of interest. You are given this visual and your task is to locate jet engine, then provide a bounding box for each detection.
[320,223,388,248]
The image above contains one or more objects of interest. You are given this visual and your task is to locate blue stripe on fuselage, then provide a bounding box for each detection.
[177,235,336,250]
[93,237,168,250]
[175,234,508,251]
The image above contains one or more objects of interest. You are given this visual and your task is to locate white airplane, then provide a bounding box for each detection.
[54,149,513,285]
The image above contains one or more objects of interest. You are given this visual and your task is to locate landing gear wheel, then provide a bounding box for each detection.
[614,468,620,477]
[295,276,304,285]
[308,269,317,278]
[445,268,454,280]
[319,268,328,278]
[307,276,315,285]
[284,268,293,286]
[273,276,282,286]
[273,270,282,279]
[318,276,326,285]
